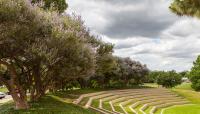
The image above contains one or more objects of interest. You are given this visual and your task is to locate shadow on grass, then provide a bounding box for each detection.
[0,95,99,114]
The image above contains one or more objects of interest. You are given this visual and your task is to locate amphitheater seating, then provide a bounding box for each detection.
[73,88,191,114]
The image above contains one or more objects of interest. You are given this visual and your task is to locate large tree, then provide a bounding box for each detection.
[117,57,149,86]
[170,0,200,18]
[0,0,95,109]
[189,56,200,91]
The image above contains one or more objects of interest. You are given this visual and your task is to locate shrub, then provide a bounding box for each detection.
[157,71,182,88]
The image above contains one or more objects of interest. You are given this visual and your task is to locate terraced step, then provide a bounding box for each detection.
[73,88,191,114]
[150,101,190,114]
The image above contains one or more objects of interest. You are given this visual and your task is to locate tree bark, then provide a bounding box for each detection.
[0,60,29,109]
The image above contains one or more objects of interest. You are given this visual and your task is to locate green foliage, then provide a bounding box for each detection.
[31,0,68,13]
[146,71,163,83]
[157,70,182,88]
[179,71,189,78]
[189,56,200,91]
[170,0,200,18]
[0,0,96,108]
[88,57,149,88]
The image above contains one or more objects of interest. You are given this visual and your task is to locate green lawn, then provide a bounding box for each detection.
[0,95,99,114]
[162,83,200,114]
[172,83,200,104]
[142,83,200,114]
[173,83,192,90]
[163,104,200,114]
[0,87,8,92]
[1,83,200,114]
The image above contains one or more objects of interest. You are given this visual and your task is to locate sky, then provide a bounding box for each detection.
[66,0,200,71]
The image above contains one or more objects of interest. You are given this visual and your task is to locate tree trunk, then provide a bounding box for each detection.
[10,88,29,109]
[0,60,29,109]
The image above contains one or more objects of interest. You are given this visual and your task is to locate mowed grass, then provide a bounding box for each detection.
[173,83,192,90]
[0,87,8,93]
[164,104,200,114]
[102,101,112,111]
[91,99,99,108]
[172,83,200,104]
[0,95,99,114]
[163,83,200,114]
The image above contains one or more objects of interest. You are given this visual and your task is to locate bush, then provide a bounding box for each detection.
[157,71,182,88]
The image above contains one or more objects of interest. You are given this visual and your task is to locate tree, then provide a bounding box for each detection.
[179,71,189,79]
[157,71,182,88]
[170,0,200,18]
[89,43,118,88]
[146,71,163,83]
[88,57,149,88]
[117,57,149,86]
[31,0,68,13]
[189,55,200,91]
[0,0,95,109]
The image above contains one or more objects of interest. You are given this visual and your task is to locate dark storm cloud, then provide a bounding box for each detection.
[103,11,174,38]
[99,0,178,39]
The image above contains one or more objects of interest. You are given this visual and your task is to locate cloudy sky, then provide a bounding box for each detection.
[67,0,200,71]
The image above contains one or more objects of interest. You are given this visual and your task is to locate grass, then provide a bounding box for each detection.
[172,83,200,104]
[162,83,200,114]
[114,104,124,113]
[124,106,132,114]
[163,104,200,114]
[155,109,162,114]
[102,102,112,111]
[143,83,159,88]
[0,87,8,93]
[135,104,143,114]
[142,83,200,114]
[91,99,99,108]
[144,106,153,114]
[0,95,99,114]
[1,83,199,114]
[173,83,192,90]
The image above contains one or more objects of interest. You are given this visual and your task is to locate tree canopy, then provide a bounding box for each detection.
[157,70,182,88]
[0,0,150,110]
[31,0,68,13]
[170,0,200,18]
[0,0,95,109]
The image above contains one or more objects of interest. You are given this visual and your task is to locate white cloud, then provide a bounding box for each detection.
[67,0,200,71]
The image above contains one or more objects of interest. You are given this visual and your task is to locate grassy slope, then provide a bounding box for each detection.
[0,89,101,114]
[0,95,99,114]
[1,83,199,114]
[164,104,200,114]
[163,83,200,114]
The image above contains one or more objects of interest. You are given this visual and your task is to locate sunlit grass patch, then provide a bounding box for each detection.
[91,99,99,108]
[102,102,112,111]
[163,104,200,114]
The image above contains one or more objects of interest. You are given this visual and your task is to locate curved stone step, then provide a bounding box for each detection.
[150,101,190,114]
[141,98,188,114]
